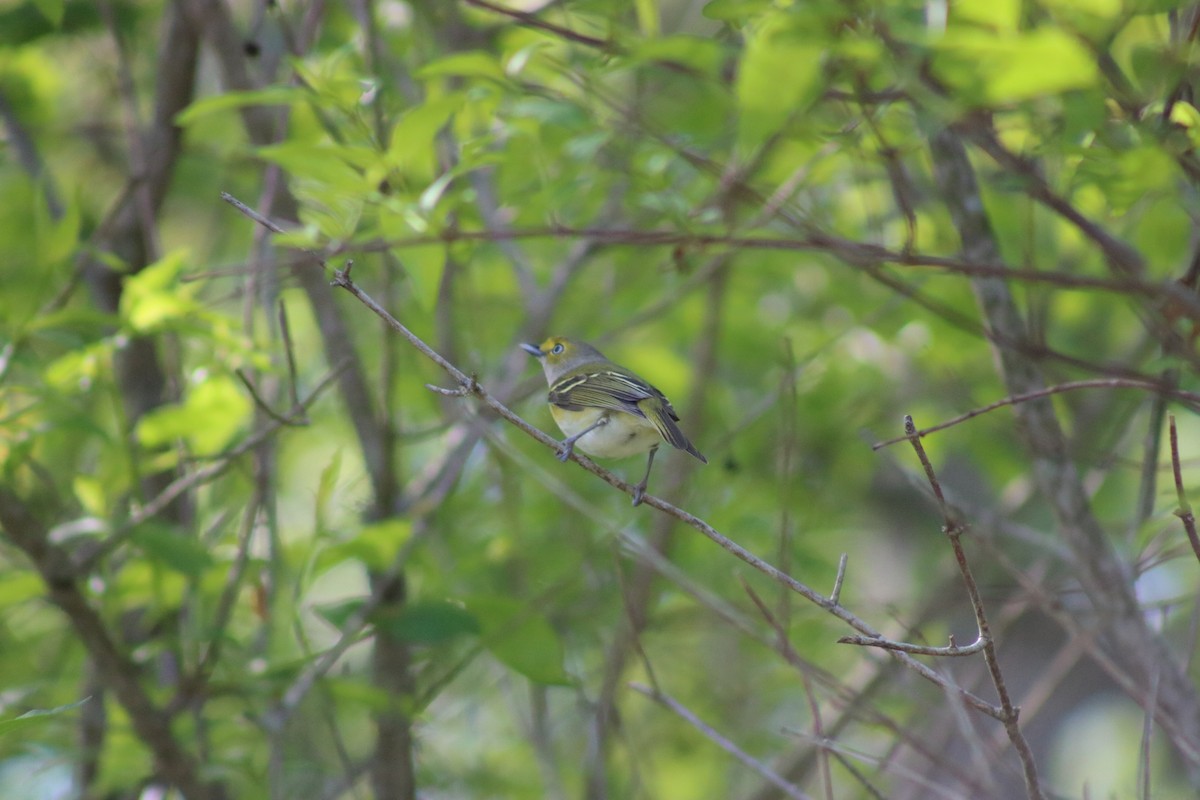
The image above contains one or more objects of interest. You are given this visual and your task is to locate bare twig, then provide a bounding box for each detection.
[741,580,833,800]
[867,416,1044,799]
[837,634,986,657]
[234,369,310,426]
[1169,414,1200,564]
[830,554,848,607]
[873,379,1200,450]
[630,683,812,800]
[278,300,302,411]
[333,225,1200,309]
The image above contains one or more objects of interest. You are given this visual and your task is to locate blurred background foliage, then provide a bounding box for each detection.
[2,0,1200,798]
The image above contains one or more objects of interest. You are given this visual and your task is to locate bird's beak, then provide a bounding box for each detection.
[520,343,544,358]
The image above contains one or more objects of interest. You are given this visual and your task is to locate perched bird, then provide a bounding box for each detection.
[521,336,707,505]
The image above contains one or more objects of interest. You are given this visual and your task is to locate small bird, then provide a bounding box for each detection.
[521,336,707,505]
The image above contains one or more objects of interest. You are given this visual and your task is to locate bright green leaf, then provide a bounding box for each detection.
[0,572,47,606]
[256,143,373,192]
[931,29,1098,104]
[73,475,107,516]
[702,0,771,24]
[735,15,824,153]
[175,86,305,127]
[416,51,506,82]
[135,374,250,454]
[120,250,200,333]
[387,96,465,176]
[951,0,1021,31]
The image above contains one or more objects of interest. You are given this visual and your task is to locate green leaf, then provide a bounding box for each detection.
[735,14,824,153]
[634,0,660,37]
[314,451,342,534]
[315,518,410,573]
[0,698,90,737]
[951,0,1021,31]
[702,0,771,24]
[131,525,214,579]
[175,86,305,127]
[1039,0,1122,27]
[315,596,480,644]
[120,250,200,333]
[416,51,506,82]
[398,242,446,311]
[467,595,572,686]
[257,142,374,193]
[375,600,481,644]
[43,339,113,392]
[0,572,47,606]
[628,35,727,76]
[931,29,1098,104]
[31,0,63,26]
[386,96,465,177]
[314,598,366,630]
[135,374,250,455]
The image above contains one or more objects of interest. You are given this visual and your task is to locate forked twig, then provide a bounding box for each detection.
[1169,414,1200,564]
[845,416,1045,799]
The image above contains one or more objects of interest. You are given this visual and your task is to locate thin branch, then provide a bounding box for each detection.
[829,554,848,607]
[234,369,310,426]
[169,491,263,714]
[1169,414,1200,564]
[837,634,987,657]
[903,416,1045,799]
[873,379,1200,450]
[741,580,833,800]
[629,683,812,800]
[334,225,1200,308]
[278,300,302,411]
[0,88,63,219]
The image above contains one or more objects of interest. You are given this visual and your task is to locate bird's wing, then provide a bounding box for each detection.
[549,370,653,416]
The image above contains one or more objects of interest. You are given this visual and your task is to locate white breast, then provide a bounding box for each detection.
[572,412,661,459]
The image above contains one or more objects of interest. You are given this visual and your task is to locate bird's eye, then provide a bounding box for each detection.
[552,343,564,354]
